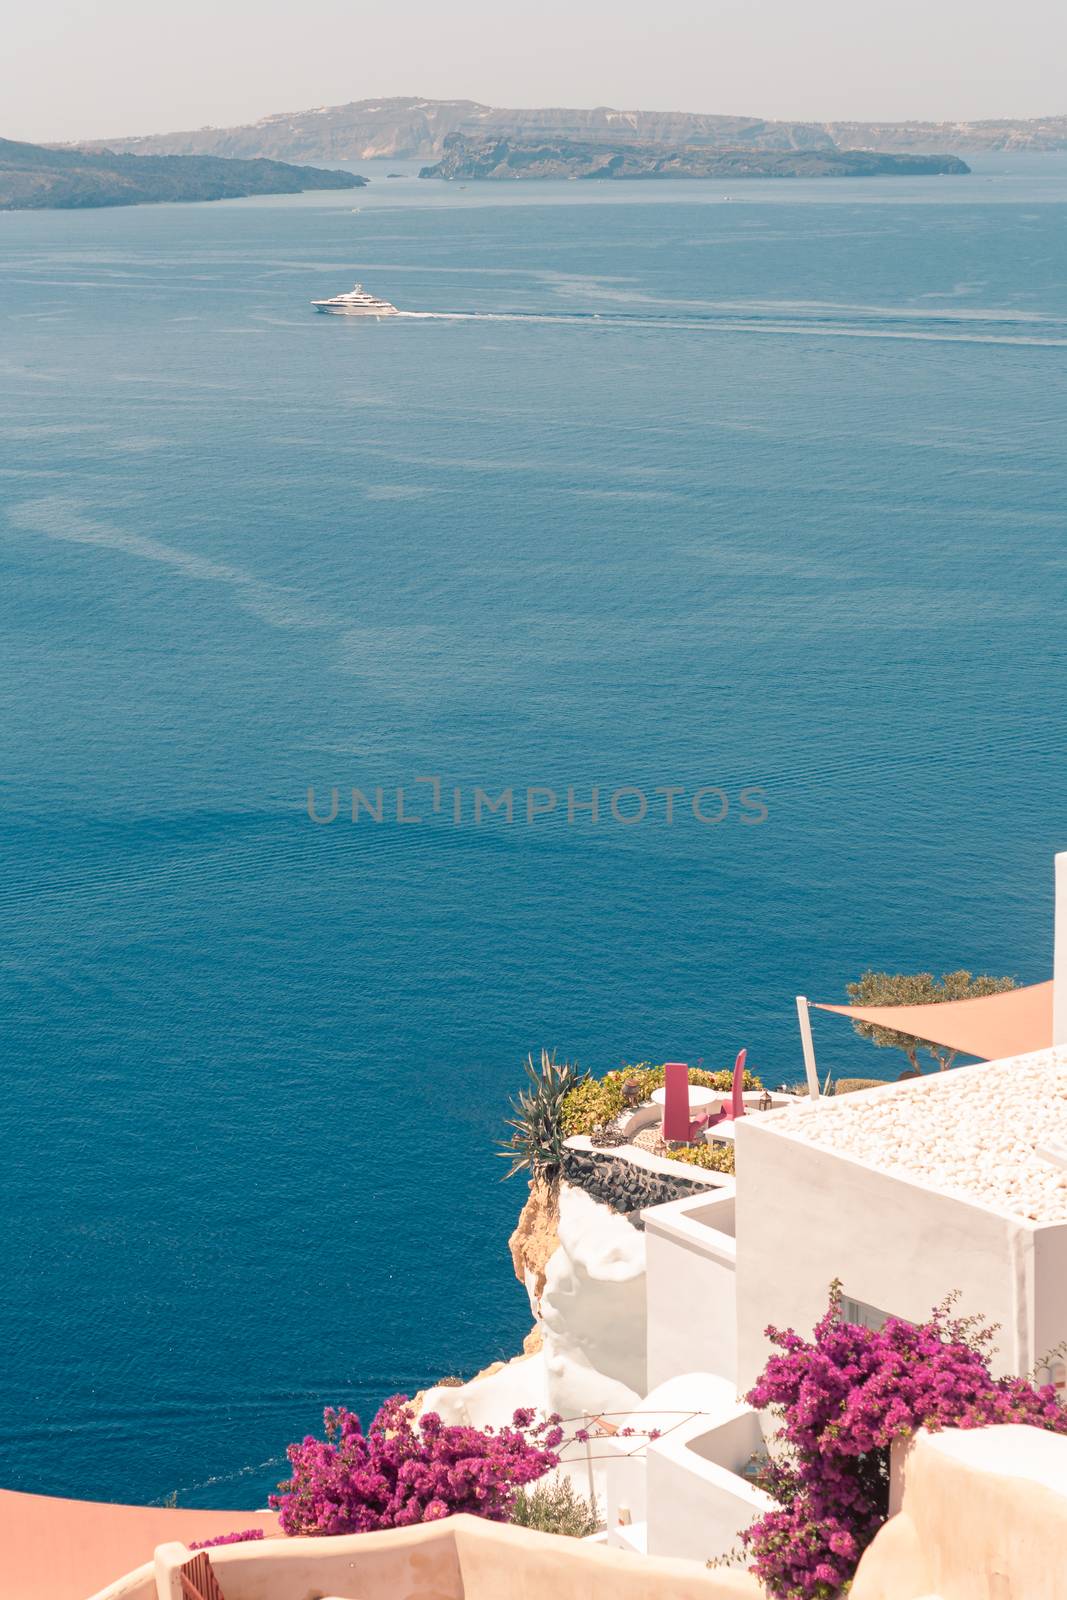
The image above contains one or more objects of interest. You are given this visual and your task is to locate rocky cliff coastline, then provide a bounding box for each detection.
[419,135,971,181]
[71,95,1064,164]
[0,136,366,210]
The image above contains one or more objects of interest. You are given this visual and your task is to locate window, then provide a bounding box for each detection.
[839,1295,896,1332]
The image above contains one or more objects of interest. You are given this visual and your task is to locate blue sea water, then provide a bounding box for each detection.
[1,155,1066,1510]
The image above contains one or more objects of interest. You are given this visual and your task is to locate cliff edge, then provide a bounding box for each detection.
[509,1179,561,1313]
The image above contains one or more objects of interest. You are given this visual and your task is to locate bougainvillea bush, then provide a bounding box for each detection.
[271,1397,561,1535]
[742,1285,1067,1599]
[189,1528,265,1549]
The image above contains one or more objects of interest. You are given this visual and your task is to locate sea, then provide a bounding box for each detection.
[1,153,1066,1509]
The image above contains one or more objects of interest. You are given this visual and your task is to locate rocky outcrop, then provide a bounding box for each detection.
[423,1182,647,1440]
[539,1184,647,1415]
[420,135,971,181]
[426,1151,722,1440]
[561,1147,717,1220]
[0,136,365,210]
[509,1179,560,1313]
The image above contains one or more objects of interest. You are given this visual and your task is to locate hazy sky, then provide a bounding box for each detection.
[5,0,1066,144]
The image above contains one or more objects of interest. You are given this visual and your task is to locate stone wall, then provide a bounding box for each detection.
[561,1147,712,1224]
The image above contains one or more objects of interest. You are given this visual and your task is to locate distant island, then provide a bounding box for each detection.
[68,95,1067,165]
[418,136,971,181]
[0,137,367,210]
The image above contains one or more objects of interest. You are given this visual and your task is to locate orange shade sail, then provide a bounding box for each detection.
[813,980,1054,1063]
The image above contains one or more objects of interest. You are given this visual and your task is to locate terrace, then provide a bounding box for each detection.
[557,1057,799,1195]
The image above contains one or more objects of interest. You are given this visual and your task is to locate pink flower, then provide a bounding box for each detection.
[271,1395,559,1536]
[189,1529,265,1550]
[741,1290,1067,1598]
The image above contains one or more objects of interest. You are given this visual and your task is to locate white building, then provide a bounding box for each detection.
[733,1048,1067,1391]
[604,1042,1067,1562]
[429,1045,1067,1564]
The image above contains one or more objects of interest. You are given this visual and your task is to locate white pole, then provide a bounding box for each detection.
[796,996,820,1099]
[583,1414,596,1508]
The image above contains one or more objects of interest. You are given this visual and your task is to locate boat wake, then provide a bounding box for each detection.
[393,307,1067,347]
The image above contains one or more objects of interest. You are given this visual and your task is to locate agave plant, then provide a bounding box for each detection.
[498,1049,586,1184]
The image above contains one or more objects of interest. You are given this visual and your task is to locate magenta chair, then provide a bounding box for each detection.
[703,1048,749,1132]
[730,1048,748,1119]
[661,1061,711,1143]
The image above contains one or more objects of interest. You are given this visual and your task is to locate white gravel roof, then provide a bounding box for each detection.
[764,1049,1067,1224]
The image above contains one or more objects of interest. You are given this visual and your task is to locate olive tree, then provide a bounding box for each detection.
[846,969,1016,1073]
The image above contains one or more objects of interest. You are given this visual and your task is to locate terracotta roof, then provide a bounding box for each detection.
[0,1488,278,1600]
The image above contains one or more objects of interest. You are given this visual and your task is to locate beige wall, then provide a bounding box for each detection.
[95,1428,1067,1600]
[133,1515,763,1600]
[852,1425,1067,1600]
[733,1119,1043,1393]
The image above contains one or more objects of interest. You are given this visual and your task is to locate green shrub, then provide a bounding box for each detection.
[499,1050,587,1183]
[510,1476,600,1537]
[560,1062,761,1138]
[834,1078,884,1096]
[667,1142,735,1175]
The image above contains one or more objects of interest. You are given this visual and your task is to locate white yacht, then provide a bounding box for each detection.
[311,283,400,317]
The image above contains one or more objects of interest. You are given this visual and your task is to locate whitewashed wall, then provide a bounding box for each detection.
[643,1188,738,1388]
[645,1404,774,1564]
[603,1372,774,1565]
[733,1117,1065,1390]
